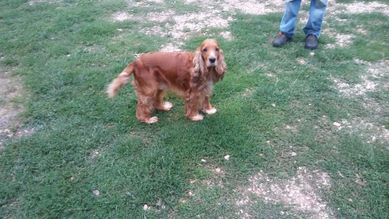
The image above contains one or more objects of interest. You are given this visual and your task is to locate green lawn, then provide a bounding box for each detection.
[0,0,388,218]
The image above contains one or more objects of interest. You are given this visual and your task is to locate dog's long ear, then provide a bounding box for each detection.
[193,49,207,77]
[216,48,227,76]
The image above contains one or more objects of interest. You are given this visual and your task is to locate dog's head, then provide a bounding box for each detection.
[194,39,226,76]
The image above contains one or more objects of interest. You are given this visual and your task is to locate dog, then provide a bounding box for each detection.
[106,39,227,123]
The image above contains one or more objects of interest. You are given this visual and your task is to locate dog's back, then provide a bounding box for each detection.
[107,52,194,97]
[132,51,194,92]
[136,52,194,77]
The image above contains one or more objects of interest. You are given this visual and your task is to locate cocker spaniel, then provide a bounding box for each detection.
[107,39,227,123]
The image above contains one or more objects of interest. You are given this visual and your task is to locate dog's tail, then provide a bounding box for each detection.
[106,63,134,98]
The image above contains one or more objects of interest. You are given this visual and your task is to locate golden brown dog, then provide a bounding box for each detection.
[106,39,226,123]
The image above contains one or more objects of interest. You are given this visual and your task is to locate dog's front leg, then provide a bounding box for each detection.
[185,91,204,121]
[202,96,217,115]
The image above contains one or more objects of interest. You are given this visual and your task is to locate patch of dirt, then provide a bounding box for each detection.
[28,0,61,5]
[113,10,175,23]
[82,44,106,54]
[324,1,389,49]
[0,68,25,151]
[329,59,388,144]
[113,0,286,50]
[177,161,226,209]
[318,113,388,145]
[360,59,389,83]
[335,1,389,16]
[296,57,307,65]
[333,118,389,144]
[360,96,385,116]
[185,0,284,15]
[145,10,175,22]
[112,11,133,22]
[113,1,389,50]
[332,60,388,98]
[241,88,255,98]
[89,149,101,160]
[112,8,232,50]
[355,25,368,35]
[332,75,376,97]
[324,32,354,49]
[197,160,226,188]
[219,31,233,41]
[265,72,277,78]
[168,12,230,39]
[159,43,182,52]
[284,124,299,133]
[141,198,166,213]
[129,0,164,7]
[222,0,284,15]
[236,167,333,219]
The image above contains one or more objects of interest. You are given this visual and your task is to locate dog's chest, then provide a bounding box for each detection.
[207,80,214,91]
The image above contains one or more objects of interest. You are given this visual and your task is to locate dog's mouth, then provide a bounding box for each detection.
[207,63,217,68]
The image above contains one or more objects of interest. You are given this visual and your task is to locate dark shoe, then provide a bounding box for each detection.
[272,32,291,47]
[305,34,318,50]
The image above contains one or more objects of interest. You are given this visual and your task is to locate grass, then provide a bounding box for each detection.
[1,0,388,218]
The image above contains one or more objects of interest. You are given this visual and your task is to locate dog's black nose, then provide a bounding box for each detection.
[209,58,216,63]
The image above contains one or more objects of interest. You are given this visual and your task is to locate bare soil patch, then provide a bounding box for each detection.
[28,0,61,5]
[324,32,354,49]
[185,0,284,15]
[176,161,226,210]
[335,1,389,16]
[113,0,286,50]
[113,0,389,51]
[240,87,255,98]
[323,1,389,49]
[333,118,389,144]
[0,68,24,151]
[129,0,164,7]
[332,60,388,97]
[236,167,332,218]
[198,159,226,188]
[332,75,376,97]
[330,59,388,143]
[112,11,133,22]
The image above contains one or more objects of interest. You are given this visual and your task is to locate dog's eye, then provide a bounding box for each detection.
[202,48,207,52]
[216,48,219,52]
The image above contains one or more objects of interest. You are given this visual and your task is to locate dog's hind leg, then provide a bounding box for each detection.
[135,91,158,124]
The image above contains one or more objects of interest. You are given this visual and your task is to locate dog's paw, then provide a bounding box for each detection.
[162,101,173,111]
[145,116,159,124]
[189,114,204,121]
[156,101,173,111]
[204,107,217,115]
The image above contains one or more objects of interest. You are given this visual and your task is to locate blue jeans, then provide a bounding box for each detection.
[280,0,328,38]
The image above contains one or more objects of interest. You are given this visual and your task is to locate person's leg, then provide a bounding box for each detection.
[280,0,302,38]
[273,0,302,47]
[303,0,328,38]
[303,0,328,49]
